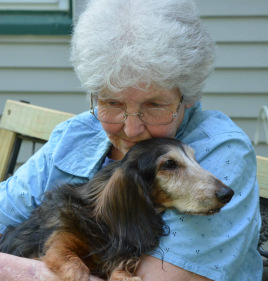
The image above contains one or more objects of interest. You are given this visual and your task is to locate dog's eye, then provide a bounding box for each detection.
[162,160,177,170]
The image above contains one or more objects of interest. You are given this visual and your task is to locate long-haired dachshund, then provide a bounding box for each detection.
[0,138,234,281]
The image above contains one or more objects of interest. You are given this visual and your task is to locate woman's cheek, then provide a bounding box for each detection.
[100,123,123,135]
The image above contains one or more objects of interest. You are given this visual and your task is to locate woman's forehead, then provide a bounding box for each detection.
[99,86,181,101]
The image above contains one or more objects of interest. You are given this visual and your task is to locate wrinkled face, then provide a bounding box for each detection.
[152,144,234,215]
[98,86,186,160]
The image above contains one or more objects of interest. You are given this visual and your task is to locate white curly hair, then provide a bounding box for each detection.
[71,0,215,104]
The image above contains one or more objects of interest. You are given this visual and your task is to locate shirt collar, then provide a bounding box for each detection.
[53,113,112,179]
[175,102,201,139]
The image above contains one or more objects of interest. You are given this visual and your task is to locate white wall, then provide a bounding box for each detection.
[195,0,268,156]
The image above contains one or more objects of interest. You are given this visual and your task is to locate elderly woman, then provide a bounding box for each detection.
[0,0,262,280]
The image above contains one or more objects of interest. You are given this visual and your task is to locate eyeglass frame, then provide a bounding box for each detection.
[90,94,184,125]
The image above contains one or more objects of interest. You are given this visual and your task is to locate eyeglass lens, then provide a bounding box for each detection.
[94,107,175,125]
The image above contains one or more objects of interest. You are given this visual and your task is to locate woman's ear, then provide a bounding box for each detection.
[95,168,166,257]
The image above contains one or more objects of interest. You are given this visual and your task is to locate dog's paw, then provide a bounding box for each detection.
[109,276,142,281]
[59,258,90,281]
[110,270,142,281]
[44,255,90,281]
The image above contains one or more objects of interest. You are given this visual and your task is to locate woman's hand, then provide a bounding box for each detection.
[0,253,105,281]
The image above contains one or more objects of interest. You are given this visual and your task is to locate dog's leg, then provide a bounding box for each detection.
[41,231,90,281]
[110,258,142,281]
[110,270,142,281]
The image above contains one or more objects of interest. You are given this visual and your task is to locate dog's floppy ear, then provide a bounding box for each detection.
[94,167,167,260]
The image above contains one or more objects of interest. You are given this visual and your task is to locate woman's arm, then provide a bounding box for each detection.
[0,253,57,281]
[0,253,211,281]
[136,255,212,281]
[0,253,105,281]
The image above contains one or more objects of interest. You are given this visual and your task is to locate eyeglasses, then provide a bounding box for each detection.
[90,96,183,125]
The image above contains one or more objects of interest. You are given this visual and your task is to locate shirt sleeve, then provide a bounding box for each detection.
[0,112,109,235]
[0,122,66,234]
[152,132,262,281]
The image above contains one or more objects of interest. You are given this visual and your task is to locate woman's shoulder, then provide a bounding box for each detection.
[182,108,256,174]
[47,111,108,150]
[46,111,110,178]
[184,108,251,146]
[51,111,103,136]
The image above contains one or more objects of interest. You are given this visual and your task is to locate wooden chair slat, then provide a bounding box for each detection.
[0,100,74,141]
[257,155,268,198]
[0,100,75,182]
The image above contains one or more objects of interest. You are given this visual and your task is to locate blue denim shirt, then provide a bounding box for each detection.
[0,103,262,281]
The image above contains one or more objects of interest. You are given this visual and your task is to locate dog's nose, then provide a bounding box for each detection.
[215,186,234,203]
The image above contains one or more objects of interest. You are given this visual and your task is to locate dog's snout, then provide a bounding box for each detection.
[215,186,234,204]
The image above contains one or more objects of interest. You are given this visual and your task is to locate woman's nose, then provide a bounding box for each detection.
[123,114,145,138]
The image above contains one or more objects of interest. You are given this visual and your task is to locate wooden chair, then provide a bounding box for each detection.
[258,155,268,281]
[257,155,268,199]
[0,100,75,182]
